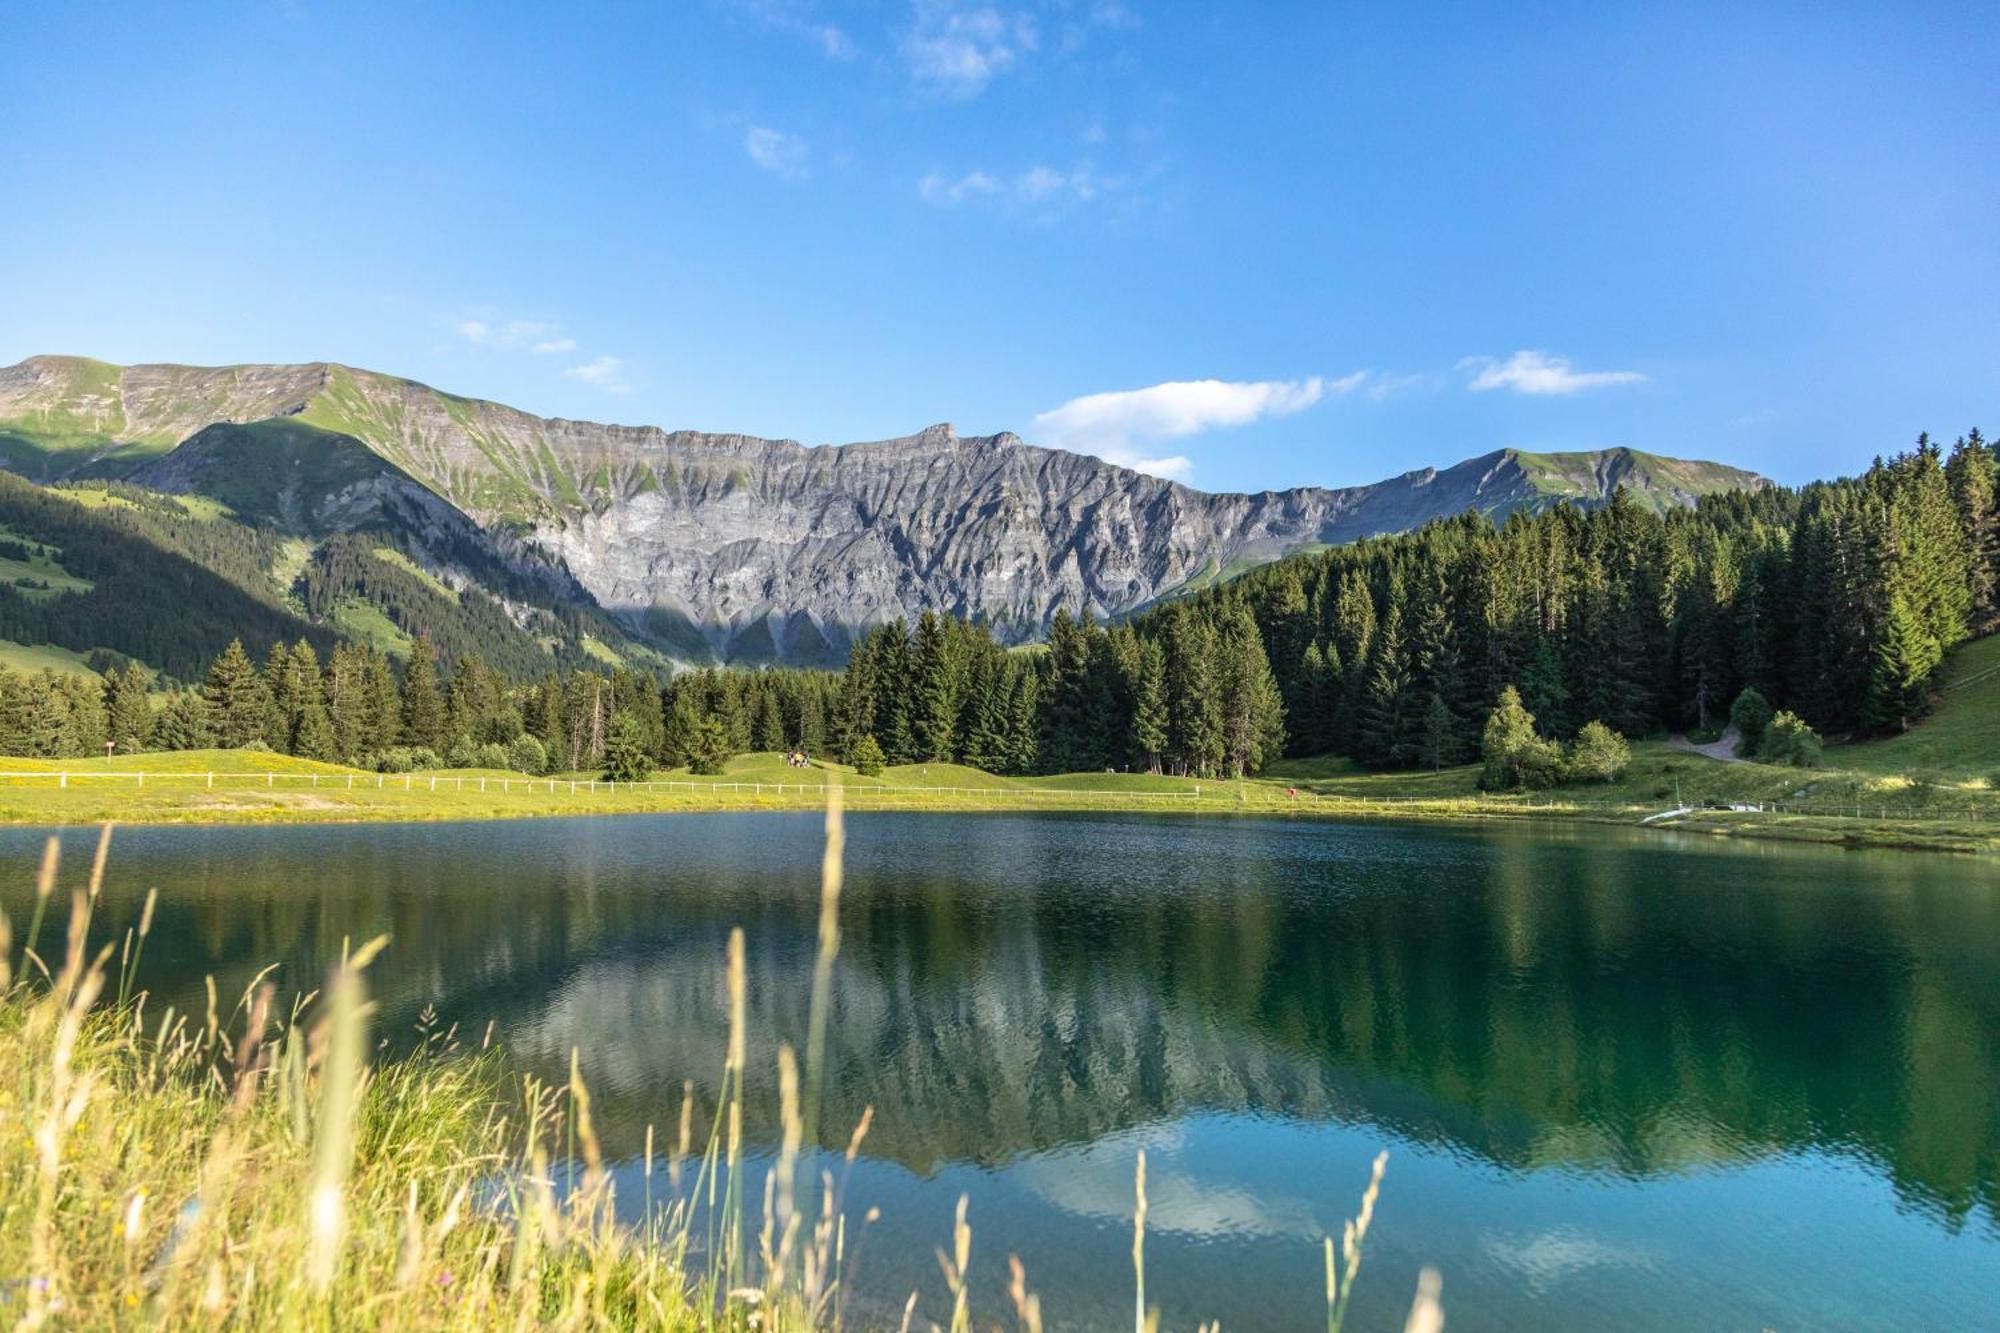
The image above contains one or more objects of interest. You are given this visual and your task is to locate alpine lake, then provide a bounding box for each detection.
[7,811,1996,1331]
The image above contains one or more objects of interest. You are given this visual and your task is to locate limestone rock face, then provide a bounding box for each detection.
[0,356,1769,663]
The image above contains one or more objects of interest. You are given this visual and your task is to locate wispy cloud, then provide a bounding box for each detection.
[1730,407,1779,428]
[1461,350,1647,395]
[919,161,1126,215]
[1032,375,1348,480]
[720,0,854,58]
[744,125,810,179]
[902,2,1038,97]
[457,318,573,352]
[564,356,631,394]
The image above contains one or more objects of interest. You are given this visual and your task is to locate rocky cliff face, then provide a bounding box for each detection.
[0,356,1769,663]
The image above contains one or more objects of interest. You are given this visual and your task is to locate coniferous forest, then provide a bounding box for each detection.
[1,433,1992,779]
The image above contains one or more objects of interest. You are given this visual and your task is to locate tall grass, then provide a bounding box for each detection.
[0,820,1444,1329]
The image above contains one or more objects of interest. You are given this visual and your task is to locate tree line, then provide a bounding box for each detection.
[9,430,1991,780]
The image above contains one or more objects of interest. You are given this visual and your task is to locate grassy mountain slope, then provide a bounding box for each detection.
[0,354,1771,665]
[1828,634,2000,782]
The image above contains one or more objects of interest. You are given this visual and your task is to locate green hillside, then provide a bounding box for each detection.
[1829,634,2000,782]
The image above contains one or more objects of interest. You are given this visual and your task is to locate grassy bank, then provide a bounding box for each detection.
[0,743,1994,853]
[0,824,1436,1330]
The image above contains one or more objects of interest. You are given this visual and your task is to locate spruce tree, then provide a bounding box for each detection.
[602,711,654,781]
[153,691,212,751]
[102,662,152,754]
[203,640,270,749]
[911,611,959,762]
[400,637,445,748]
[1131,640,1168,773]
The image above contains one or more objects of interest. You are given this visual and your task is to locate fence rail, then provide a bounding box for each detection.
[0,769,1992,826]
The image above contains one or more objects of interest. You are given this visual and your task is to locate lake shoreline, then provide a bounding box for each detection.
[2,780,1993,856]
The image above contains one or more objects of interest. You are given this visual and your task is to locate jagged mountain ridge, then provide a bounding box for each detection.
[0,355,1768,664]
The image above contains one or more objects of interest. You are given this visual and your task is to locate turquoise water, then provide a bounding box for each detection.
[6,813,1997,1329]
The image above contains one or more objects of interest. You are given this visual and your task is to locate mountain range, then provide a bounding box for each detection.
[0,354,1767,672]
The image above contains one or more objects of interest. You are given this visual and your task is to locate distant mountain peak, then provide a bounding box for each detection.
[0,355,1769,664]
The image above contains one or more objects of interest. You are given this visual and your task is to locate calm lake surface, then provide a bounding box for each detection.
[6,812,1998,1330]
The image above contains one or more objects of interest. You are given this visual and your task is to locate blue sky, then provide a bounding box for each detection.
[3,1,1995,491]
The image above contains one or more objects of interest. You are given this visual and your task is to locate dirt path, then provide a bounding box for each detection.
[1668,726,1745,762]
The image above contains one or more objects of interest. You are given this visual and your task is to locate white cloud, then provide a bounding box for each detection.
[744,125,810,179]
[722,0,854,58]
[1462,350,1647,395]
[456,318,571,350]
[564,356,631,393]
[1033,375,1345,479]
[532,337,576,354]
[919,162,1123,213]
[919,168,1003,205]
[903,2,1038,97]
[1729,407,1779,428]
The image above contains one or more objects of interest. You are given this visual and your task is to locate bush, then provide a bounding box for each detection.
[507,733,548,776]
[1567,720,1631,783]
[1729,687,1774,756]
[443,735,479,768]
[848,733,886,778]
[473,742,510,771]
[1758,711,1823,768]
[1479,685,1563,790]
[367,746,440,774]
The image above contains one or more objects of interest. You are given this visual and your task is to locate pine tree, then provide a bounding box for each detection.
[1131,640,1168,773]
[292,689,337,761]
[602,711,654,781]
[1420,692,1454,773]
[153,690,212,750]
[911,611,959,762]
[102,662,152,754]
[400,637,445,748]
[1948,429,2000,632]
[1005,668,1040,775]
[261,640,295,749]
[365,651,403,755]
[688,714,733,776]
[203,640,270,749]
[1360,603,1417,767]
[848,731,885,777]
[325,644,373,761]
[752,687,787,752]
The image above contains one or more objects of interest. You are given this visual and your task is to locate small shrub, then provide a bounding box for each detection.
[473,742,510,771]
[1567,720,1631,783]
[1729,687,1775,756]
[1758,711,1822,768]
[849,733,886,778]
[367,745,441,774]
[507,733,549,775]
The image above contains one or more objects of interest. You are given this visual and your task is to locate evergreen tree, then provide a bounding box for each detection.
[203,639,270,749]
[848,731,885,777]
[1131,640,1169,773]
[911,611,959,762]
[400,637,446,748]
[602,711,654,781]
[102,662,152,754]
[1420,692,1454,774]
[688,715,733,776]
[153,690,212,750]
